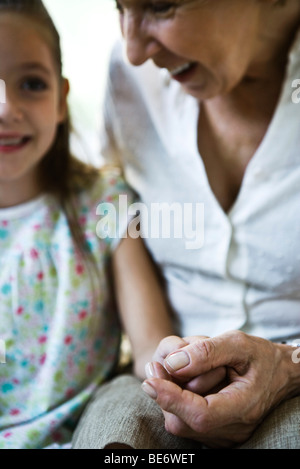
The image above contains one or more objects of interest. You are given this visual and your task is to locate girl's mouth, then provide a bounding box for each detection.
[0,136,31,153]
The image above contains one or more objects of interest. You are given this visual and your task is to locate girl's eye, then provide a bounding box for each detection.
[21,78,48,92]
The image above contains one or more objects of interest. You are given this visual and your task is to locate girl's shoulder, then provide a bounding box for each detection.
[74,165,136,239]
[75,165,136,252]
[77,164,135,212]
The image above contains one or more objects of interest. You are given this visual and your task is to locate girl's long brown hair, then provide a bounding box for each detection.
[0,0,100,277]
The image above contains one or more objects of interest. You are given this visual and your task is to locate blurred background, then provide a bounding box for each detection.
[43,0,121,165]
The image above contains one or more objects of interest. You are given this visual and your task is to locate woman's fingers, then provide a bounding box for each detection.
[163,331,251,379]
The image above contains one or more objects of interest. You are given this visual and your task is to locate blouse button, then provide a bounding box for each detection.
[252,166,264,179]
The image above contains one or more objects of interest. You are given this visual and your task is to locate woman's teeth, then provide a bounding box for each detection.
[169,62,194,76]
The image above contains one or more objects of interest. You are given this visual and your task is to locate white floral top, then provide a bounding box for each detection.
[0,170,133,449]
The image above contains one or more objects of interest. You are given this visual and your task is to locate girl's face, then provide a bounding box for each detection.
[116,0,266,100]
[0,14,68,204]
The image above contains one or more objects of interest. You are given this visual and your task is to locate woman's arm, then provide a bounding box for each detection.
[112,235,174,379]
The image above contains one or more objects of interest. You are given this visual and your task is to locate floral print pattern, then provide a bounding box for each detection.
[0,171,133,449]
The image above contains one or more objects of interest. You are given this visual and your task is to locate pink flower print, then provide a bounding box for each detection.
[65,389,74,399]
[79,310,87,321]
[79,215,87,226]
[51,430,63,442]
[76,264,84,275]
[30,248,39,259]
[38,335,47,345]
[10,409,20,416]
[87,364,94,375]
[64,335,73,345]
[40,354,47,365]
[37,272,44,281]
[16,306,24,316]
[4,432,12,439]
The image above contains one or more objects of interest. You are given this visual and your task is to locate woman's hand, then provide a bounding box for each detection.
[150,335,227,395]
[143,331,300,448]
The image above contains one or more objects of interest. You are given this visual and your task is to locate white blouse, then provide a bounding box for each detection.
[100,30,300,343]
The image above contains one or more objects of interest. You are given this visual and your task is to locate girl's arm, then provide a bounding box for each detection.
[112,235,175,379]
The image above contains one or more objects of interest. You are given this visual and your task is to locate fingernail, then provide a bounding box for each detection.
[166,351,190,372]
[145,362,155,378]
[142,381,158,400]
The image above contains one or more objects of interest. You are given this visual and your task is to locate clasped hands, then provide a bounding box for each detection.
[142,331,296,448]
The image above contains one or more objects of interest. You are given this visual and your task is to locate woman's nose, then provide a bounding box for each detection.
[122,11,161,66]
[0,92,23,124]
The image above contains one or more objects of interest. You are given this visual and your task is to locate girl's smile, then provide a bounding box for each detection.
[0,133,32,153]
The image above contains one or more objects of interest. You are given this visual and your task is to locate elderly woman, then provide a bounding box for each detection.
[73,0,300,449]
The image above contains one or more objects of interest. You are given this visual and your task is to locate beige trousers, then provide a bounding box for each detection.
[72,375,300,450]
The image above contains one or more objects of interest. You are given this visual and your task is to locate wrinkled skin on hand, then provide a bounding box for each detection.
[144,332,298,448]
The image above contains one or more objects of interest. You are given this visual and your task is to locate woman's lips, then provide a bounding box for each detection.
[0,135,31,153]
[169,62,198,83]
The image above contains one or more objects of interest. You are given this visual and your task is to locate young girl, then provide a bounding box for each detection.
[0,0,173,449]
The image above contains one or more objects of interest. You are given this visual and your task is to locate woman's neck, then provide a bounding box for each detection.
[221,1,300,113]
[246,0,300,83]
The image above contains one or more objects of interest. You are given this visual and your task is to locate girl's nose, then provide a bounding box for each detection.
[0,92,23,124]
[121,11,161,66]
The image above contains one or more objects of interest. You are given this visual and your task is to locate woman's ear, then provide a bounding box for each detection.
[58,77,70,123]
